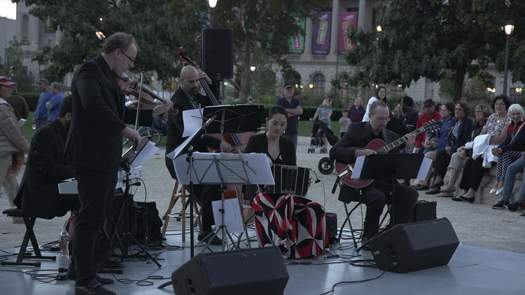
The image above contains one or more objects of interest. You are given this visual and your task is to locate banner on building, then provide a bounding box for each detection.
[338,11,358,53]
[311,12,331,55]
[288,17,306,54]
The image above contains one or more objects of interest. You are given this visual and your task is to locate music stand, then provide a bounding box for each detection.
[202,104,265,134]
[351,154,427,252]
[173,152,274,253]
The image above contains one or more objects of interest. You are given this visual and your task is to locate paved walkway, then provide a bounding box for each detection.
[1,137,524,253]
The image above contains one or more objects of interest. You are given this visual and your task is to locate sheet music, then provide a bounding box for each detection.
[167,128,201,160]
[173,152,274,185]
[350,156,366,179]
[182,109,203,137]
[131,140,158,168]
[417,157,433,181]
[212,198,244,233]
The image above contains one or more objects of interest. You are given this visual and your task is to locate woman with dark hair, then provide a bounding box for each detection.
[362,86,387,122]
[452,95,511,203]
[244,106,296,166]
[439,104,491,196]
[427,102,474,194]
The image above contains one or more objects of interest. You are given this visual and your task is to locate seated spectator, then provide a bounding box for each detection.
[414,102,450,190]
[413,99,441,154]
[14,95,79,218]
[452,95,511,203]
[400,96,419,133]
[439,104,490,197]
[427,102,474,194]
[487,104,525,196]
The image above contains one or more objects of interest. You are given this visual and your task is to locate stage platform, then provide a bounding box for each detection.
[1,230,524,295]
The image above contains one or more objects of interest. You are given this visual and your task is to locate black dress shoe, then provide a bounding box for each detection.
[68,270,114,285]
[426,188,441,195]
[413,184,429,191]
[460,196,475,203]
[75,279,116,295]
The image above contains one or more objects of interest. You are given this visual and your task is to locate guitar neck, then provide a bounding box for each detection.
[379,124,432,153]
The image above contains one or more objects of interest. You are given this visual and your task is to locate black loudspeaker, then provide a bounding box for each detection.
[413,200,437,222]
[172,248,289,295]
[369,218,459,273]
[202,28,233,79]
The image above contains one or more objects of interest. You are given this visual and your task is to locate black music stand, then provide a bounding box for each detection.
[202,104,265,134]
[351,154,426,252]
[108,140,162,268]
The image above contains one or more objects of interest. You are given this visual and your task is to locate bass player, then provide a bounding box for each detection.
[330,101,418,245]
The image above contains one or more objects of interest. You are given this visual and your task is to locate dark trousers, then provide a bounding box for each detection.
[71,169,117,285]
[340,183,418,239]
[434,149,452,179]
[193,184,221,233]
[459,157,488,191]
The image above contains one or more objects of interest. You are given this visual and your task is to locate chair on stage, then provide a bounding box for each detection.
[1,208,56,267]
[161,180,201,242]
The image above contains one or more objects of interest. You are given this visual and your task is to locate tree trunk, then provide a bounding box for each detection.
[453,67,466,102]
[238,43,252,102]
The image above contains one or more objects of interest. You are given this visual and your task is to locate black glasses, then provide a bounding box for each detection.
[120,49,135,64]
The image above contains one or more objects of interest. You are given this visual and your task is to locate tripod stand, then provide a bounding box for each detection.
[108,162,162,268]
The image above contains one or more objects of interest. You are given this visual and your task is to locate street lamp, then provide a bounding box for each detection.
[503,23,514,96]
[249,65,256,72]
[208,0,217,8]
[376,25,382,32]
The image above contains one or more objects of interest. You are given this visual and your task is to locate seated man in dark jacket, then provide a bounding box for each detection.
[14,95,79,218]
[330,101,418,245]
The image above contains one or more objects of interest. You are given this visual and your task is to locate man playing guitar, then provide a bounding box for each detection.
[330,101,418,245]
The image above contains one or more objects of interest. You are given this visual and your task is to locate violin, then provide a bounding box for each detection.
[118,74,172,116]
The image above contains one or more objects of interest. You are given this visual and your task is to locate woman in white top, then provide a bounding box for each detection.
[362,86,387,122]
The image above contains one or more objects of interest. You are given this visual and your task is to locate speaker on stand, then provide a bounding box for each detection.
[202,28,233,100]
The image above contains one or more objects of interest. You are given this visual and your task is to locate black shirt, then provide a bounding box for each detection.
[244,133,296,166]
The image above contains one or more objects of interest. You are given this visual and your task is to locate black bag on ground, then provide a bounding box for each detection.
[133,201,163,246]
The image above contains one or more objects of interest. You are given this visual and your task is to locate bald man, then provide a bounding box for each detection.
[165,66,222,245]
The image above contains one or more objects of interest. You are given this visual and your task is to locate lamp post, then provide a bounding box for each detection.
[503,24,514,96]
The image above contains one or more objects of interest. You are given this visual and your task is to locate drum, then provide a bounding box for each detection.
[266,165,310,196]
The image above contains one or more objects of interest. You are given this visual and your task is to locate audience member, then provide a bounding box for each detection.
[34,78,53,129]
[413,99,441,154]
[362,86,387,122]
[348,97,365,123]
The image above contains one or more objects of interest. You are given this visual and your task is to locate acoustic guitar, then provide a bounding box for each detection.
[335,120,440,189]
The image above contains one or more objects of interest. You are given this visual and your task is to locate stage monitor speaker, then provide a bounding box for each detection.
[172,248,289,295]
[202,28,233,80]
[369,218,459,273]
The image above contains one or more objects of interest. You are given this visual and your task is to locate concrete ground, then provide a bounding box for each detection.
[1,136,524,254]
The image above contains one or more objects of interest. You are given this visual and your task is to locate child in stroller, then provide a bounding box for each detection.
[308,119,329,153]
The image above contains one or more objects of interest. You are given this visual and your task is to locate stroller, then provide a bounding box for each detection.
[308,120,332,154]
[309,120,339,175]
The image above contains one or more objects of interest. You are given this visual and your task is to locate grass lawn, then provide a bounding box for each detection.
[298,120,341,137]
[22,112,34,141]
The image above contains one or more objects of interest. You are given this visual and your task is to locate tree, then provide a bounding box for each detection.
[17,0,328,98]
[17,0,208,84]
[1,39,35,92]
[347,0,524,102]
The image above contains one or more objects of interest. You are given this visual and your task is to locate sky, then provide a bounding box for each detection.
[0,0,16,19]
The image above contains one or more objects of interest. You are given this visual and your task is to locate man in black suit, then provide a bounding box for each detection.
[330,101,418,244]
[14,95,78,218]
[165,65,222,245]
[65,32,141,295]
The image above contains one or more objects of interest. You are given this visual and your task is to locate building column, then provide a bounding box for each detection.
[329,0,340,59]
[358,0,372,32]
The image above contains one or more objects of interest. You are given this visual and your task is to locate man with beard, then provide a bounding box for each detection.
[165,65,222,245]
[330,101,418,246]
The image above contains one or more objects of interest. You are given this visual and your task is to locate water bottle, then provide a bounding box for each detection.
[56,230,70,280]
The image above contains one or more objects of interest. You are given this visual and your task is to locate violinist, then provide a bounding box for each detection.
[165,65,222,245]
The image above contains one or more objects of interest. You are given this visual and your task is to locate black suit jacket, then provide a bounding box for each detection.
[14,121,77,219]
[330,122,401,201]
[165,88,213,178]
[65,55,126,173]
